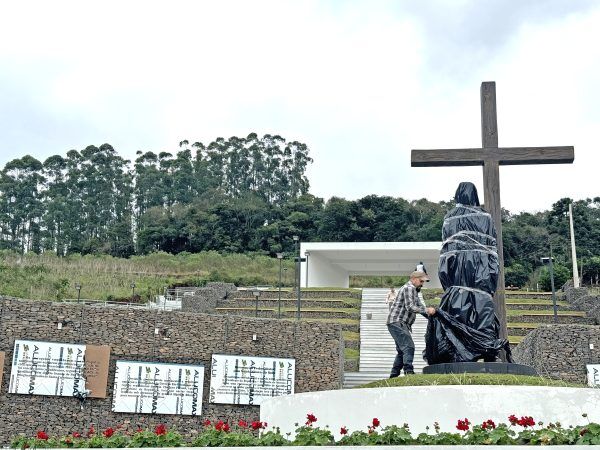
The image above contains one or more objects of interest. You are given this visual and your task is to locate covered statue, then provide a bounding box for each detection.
[424,182,512,363]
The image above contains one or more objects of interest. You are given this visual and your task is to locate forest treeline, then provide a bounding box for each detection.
[1,133,599,288]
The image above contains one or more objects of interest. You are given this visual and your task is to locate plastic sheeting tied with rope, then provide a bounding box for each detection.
[425,182,512,364]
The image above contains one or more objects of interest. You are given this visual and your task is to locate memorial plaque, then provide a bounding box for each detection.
[209,354,295,405]
[587,364,600,387]
[84,345,111,398]
[112,361,204,415]
[9,340,87,397]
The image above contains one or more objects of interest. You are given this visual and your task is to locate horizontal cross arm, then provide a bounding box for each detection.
[411,146,574,167]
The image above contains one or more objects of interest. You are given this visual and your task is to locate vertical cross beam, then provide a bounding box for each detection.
[480,82,507,341]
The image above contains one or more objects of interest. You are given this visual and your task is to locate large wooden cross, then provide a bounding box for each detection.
[411,81,574,345]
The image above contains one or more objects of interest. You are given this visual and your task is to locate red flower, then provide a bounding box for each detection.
[154,424,167,436]
[340,426,348,435]
[456,418,470,431]
[306,413,317,426]
[372,418,380,428]
[508,414,518,425]
[223,423,230,432]
[103,427,115,438]
[238,420,248,428]
[136,427,143,433]
[72,432,82,438]
[251,421,263,430]
[481,420,496,430]
[36,431,49,441]
[516,416,535,428]
[87,426,96,437]
[215,420,225,431]
[203,420,211,427]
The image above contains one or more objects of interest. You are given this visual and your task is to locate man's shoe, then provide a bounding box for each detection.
[404,371,415,375]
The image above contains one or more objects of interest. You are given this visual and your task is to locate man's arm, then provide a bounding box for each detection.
[405,285,426,314]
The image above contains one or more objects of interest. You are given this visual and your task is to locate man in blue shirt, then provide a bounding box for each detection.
[387,271,436,376]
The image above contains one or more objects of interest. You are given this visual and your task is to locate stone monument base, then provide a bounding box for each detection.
[423,361,537,376]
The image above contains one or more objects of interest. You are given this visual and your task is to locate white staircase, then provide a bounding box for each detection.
[343,288,428,388]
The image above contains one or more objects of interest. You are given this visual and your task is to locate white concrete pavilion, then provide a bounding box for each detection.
[299,242,442,288]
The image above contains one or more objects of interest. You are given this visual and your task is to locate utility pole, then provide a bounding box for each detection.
[568,202,580,288]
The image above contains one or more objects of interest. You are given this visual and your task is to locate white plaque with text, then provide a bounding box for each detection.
[9,340,87,397]
[587,364,600,387]
[209,354,295,405]
[112,361,204,415]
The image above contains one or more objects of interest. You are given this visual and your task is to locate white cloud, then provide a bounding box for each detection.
[0,0,598,212]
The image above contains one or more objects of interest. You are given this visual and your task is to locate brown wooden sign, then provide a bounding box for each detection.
[84,345,111,398]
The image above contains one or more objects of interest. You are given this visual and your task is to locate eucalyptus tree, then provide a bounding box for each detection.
[0,155,45,253]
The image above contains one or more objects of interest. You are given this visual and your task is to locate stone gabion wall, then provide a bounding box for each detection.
[563,287,600,323]
[180,282,237,314]
[513,324,600,383]
[0,297,342,443]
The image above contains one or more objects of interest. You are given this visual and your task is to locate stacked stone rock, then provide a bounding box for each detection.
[513,286,600,384]
[0,296,342,444]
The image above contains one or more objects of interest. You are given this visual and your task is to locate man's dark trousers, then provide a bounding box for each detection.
[387,321,415,376]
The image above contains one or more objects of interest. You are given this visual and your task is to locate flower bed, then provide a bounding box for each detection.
[11,413,600,447]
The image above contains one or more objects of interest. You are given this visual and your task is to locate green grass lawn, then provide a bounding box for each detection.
[359,373,585,388]
[507,322,541,328]
[506,309,585,316]
[343,331,359,341]
[506,298,568,305]
[344,348,359,360]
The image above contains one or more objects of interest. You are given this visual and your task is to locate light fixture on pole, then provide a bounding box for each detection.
[130,282,136,300]
[304,251,310,288]
[541,256,558,323]
[252,288,261,318]
[292,236,299,293]
[276,253,284,318]
[75,283,81,304]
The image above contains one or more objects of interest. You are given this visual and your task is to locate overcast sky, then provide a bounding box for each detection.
[1,0,598,213]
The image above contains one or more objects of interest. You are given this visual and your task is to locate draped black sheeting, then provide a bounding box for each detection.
[425,182,512,364]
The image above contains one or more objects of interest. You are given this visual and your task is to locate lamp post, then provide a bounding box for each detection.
[130,282,136,300]
[292,235,299,293]
[541,256,558,323]
[283,268,288,286]
[252,288,261,318]
[75,283,81,304]
[304,251,310,288]
[276,253,284,318]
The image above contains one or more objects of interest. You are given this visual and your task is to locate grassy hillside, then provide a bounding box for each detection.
[0,250,295,301]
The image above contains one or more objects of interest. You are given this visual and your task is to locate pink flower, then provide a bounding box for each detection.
[340,426,348,435]
[36,431,49,441]
[456,418,470,431]
[72,432,82,438]
[87,426,96,437]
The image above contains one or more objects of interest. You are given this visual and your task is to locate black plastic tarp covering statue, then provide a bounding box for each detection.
[424,182,513,363]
